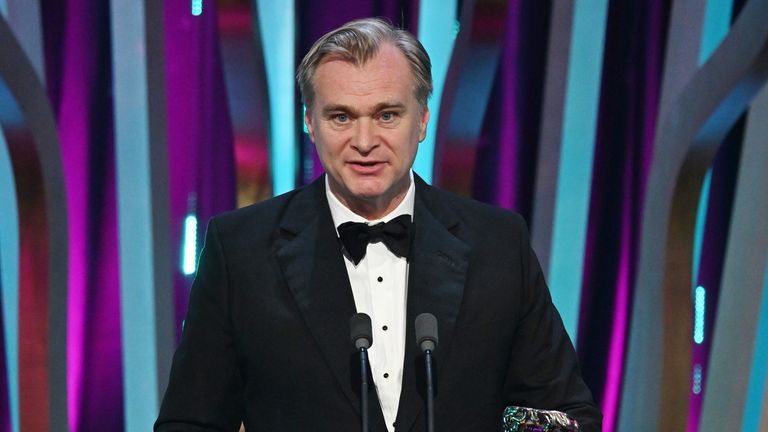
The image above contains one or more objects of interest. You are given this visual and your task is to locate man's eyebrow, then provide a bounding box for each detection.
[320,101,407,116]
[321,104,357,115]
[372,101,406,112]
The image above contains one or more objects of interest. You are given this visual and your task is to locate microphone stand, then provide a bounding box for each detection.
[359,347,370,432]
[351,313,373,432]
[425,348,435,432]
[415,312,438,432]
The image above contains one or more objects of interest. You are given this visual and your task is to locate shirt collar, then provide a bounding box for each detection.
[326,171,415,233]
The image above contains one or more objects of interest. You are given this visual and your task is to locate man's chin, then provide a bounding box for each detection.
[349,189,387,202]
[343,179,388,198]
[333,175,409,210]
[344,185,397,209]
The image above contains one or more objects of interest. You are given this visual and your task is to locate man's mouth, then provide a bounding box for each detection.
[348,161,385,173]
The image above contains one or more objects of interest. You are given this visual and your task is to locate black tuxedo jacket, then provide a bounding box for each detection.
[156,175,601,431]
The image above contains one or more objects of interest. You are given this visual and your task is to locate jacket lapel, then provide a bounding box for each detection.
[274,178,388,431]
[396,177,470,431]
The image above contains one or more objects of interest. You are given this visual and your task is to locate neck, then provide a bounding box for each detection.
[337,192,406,220]
[329,178,411,221]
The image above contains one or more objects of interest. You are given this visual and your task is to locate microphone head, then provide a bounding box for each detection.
[350,313,373,350]
[415,313,438,353]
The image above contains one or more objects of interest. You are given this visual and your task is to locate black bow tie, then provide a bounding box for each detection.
[337,214,413,265]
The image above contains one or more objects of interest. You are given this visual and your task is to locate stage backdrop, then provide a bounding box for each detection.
[0,0,767,431]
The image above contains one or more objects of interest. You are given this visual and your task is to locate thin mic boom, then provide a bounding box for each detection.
[350,313,373,432]
[415,312,438,432]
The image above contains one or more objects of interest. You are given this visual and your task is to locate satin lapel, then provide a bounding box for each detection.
[274,179,387,430]
[396,180,470,432]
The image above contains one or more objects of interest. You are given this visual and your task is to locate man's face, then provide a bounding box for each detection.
[305,44,429,219]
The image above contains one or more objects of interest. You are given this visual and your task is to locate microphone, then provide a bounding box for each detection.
[351,312,373,349]
[350,313,373,432]
[415,313,438,432]
[415,312,438,352]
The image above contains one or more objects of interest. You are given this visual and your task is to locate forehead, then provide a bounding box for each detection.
[312,44,417,106]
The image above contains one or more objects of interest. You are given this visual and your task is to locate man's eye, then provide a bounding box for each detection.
[380,112,395,122]
[333,114,349,123]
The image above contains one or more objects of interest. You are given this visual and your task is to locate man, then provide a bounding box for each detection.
[156,18,601,432]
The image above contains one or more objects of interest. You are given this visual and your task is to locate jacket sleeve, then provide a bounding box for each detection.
[155,219,244,431]
[502,220,602,432]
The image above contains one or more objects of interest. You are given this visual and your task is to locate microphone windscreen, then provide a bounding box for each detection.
[415,312,438,352]
[350,313,373,350]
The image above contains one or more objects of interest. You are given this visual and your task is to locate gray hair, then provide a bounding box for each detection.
[297,17,433,110]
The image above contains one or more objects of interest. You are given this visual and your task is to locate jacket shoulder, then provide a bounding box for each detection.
[206,181,321,241]
[421,183,528,232]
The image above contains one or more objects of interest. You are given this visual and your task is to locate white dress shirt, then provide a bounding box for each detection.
[326,173,414,432]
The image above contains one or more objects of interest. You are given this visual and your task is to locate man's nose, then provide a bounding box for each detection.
[352,118,377,153]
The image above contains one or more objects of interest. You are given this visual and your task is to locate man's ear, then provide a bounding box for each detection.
[418,107,430,142]
[304,107,316,143]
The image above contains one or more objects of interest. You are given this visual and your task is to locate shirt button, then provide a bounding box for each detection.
[384,373,389,378]
[377,276,383,282]
[382,325,388,331]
